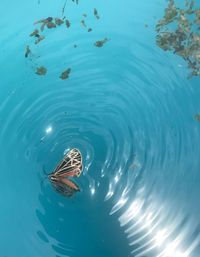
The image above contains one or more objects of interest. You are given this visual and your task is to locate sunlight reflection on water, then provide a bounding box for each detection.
[0,0,200,256]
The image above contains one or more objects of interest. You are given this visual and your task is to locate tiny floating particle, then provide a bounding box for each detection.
[65,19,71,28]
[80,20,87,28]
[25,45,31,58]
[83,13,87,18]
[74,44,78,48]
[94,8,100,19]
[194,113,200,121]
[36,66,47,76]
[60,68,71,80]
[88,28,92,32]
[94,38,109,47]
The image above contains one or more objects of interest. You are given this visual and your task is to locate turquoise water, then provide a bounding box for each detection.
[0,0,200,256]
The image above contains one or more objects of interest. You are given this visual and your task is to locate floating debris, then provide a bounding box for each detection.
[46,22,56,29]
[194,113,200,121]
[62,0,68,16]
[94,8,100,19]
[65,19,71,28]
[35,35,45,44]
[29,28,45,44]
[94,38,109,47]
[72,0,79,4]
[34,17,53,25]
[195,9,200,24]
[156,0,200,77]
[26,1,109,79]
[81,20,87,28]
[30,29,39,37]
[55,18,64,25]
[34,17,56,31]
[25,45,31,58]
[36,66,47,76]
[60,68,71,80]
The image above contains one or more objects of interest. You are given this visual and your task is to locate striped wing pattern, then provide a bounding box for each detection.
[49,148,83,197]
[54,148,82,177]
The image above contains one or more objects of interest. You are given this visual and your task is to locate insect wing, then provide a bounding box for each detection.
[54,148,83,177]
[50,177,79,197]
[59,177,80,191]
[54,151,71,172]
[56,169,81,178]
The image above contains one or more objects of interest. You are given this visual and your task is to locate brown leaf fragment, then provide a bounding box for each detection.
[195,9,200,25]
[46,17,53,22]
[164,0,177,21]
[36,66,47,76]
[55,18,64,25]
[34,17,53,25]
[47,22,56,29]
[60,68,71,80]
[35,35,45,44]
[94,38,109,47]
[34,17,55,31]
[30,29,39,37]
[155,0,200,77]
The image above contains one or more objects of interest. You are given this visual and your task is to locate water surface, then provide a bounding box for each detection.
[0,0,200,256]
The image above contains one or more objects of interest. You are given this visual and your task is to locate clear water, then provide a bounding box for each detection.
[0,0,200,256]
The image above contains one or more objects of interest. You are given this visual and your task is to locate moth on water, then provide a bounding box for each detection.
[48,148,83,197]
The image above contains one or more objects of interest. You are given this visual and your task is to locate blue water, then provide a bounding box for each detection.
[1,0,200,256]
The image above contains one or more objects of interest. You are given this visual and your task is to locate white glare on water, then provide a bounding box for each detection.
[45,126,52,134]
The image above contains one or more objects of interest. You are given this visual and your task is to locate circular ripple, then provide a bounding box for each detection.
[1,2,200,257]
